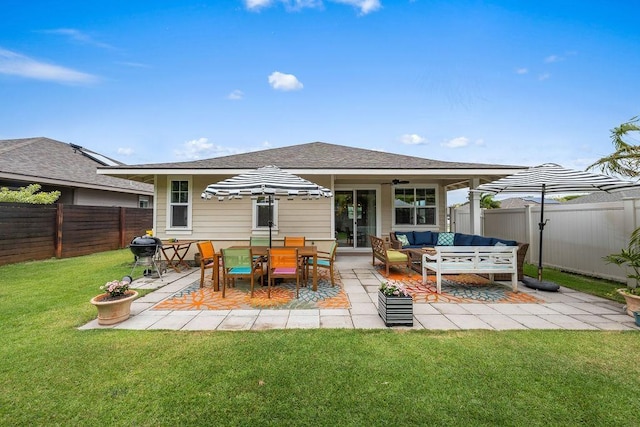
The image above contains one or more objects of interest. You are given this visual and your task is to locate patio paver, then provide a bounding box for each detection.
[79,255,639,332]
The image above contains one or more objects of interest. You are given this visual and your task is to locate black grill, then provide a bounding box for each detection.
[129,236,162,258]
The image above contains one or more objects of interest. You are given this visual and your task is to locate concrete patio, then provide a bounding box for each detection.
[80,255,640,331]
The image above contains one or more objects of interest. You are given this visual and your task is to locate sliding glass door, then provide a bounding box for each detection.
[335,189,377,248]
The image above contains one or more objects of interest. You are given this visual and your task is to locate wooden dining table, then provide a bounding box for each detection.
[213,245,318,292]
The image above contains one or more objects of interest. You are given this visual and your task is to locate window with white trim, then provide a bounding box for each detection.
[169,179,189,228]
[252,196,279,230]
[394,187,436,226]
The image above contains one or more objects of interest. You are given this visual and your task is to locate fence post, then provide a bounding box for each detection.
[524,205,534,264]
[55,203,63,258]
[119,207,126,248]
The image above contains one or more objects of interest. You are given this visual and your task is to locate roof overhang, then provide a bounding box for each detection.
[1,171,154,195]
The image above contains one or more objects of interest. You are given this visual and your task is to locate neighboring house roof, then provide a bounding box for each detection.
[0,137,153,194]
[498,197,560,208]
[564,189,640,204]
[99,141,525,188]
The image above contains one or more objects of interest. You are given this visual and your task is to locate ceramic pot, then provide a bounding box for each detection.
[617,289,640,317]
[90,290,138,325]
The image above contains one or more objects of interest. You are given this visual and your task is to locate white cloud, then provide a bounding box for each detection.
[268,71,303,91]
[442,136,469,148]
[516,68,528,74]
[332,0,381,14]
[227,89,244,100]
[475,138,485,146]
[174,138,276,160]
[0,47,99,84]
[117,147,134,156]
[244,0,380,14]
[400,134,426,145]
[544,54,562,63]
[40,28,114,50]
[538,73,551,81]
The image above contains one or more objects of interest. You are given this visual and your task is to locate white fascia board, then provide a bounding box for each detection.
[0,172,153,195]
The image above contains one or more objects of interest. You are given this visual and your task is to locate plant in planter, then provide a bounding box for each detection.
[377,282,413,327]
[90,276,139,325]
[603,230,640,317]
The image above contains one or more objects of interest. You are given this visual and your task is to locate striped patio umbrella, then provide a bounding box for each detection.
[201,165,333,247]
[473,163,640,289]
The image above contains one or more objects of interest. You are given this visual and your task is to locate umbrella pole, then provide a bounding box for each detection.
[268,195,273,248]
[537,184,547,282]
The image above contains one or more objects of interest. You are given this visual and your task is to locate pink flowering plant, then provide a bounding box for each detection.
[379,282,410,297]
[100,279,130,299]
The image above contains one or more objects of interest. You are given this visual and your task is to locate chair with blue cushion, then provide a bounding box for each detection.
[306,241,337,286]
[221,247,265,298]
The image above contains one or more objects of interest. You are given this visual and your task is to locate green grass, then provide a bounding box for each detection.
[1,250,639,426]
[523,263,627,303]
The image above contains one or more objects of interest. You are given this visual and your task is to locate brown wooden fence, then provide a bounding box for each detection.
[0,203,152,266]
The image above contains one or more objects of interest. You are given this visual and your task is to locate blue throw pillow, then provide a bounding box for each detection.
[492,238,517,246]
[472,235,493,246]
[436,232,455,246]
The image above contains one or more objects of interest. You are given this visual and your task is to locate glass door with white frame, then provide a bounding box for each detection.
[335,189,376,248]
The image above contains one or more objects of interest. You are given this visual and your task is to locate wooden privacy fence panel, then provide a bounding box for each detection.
[0,203,152,266]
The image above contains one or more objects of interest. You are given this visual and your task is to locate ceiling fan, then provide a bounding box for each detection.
[391,179,410,185]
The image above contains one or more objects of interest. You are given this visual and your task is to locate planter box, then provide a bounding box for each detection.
[378,291,413,327]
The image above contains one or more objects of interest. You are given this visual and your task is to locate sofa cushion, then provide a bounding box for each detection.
[414,231,435,246]
[396,234,410,247]
[492,237,517,246]
[436,232,455,246]
[471,235,494,246]
[454,233,475,246]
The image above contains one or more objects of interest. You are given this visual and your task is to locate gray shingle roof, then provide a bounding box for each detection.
[105,141,523,170]
[0,137,153,193]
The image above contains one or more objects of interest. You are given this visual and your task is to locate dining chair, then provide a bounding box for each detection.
[306,241,338,286]
[221,248,265,298]
[196,241,219,289]
[268,247,300,298]
[250,236,270,247]
[284,236,306,247]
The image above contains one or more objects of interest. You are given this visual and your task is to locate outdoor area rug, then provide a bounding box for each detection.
[377,266,542,304]
[153,270,350,310]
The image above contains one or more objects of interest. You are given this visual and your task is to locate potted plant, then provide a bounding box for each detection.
[90,276,139,325]
[603,230,640,317]
[377,282,413,327]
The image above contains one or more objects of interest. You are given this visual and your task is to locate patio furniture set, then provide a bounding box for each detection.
[196,237,338,299]
[371,232,524,294]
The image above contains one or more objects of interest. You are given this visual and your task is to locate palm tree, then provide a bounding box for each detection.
[480,193,501,209]
[588,116,640,178]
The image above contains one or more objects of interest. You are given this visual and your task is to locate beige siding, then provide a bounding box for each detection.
[74,188,146,208]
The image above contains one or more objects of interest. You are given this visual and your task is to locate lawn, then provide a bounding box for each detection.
[1,250,639,426]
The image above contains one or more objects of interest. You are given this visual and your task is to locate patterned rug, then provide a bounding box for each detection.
[153,270,350,310]
[376,266,542,304]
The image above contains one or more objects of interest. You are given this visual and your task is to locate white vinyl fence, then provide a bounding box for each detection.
[451,198,640,284]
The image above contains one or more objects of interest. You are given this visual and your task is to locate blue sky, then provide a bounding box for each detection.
[1,0,639,203]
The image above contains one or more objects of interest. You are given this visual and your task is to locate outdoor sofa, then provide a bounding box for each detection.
[389,231,529,281]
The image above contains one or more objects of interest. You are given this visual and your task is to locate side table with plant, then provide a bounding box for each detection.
[378,282,413,327]
[90,276,139,325]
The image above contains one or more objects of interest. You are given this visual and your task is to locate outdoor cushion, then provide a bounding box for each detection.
[491,237,517,246]
[437,232,455,246]
[454,233,475,246]
[387,250,408,262]
[229,266,252,274]
[471,235,493,246]
[414,231,435,245]
[273,267,297,274]
[396,232,415,245]
[396,234,410,247]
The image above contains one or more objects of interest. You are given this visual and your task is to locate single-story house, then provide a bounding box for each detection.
[98,141,525,254]
[0,137,154,208]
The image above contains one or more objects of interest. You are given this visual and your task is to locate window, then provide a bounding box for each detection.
[139,196,150,209]
[169,179,189,228]
[252,196,278,230]
[394,187,436,226]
